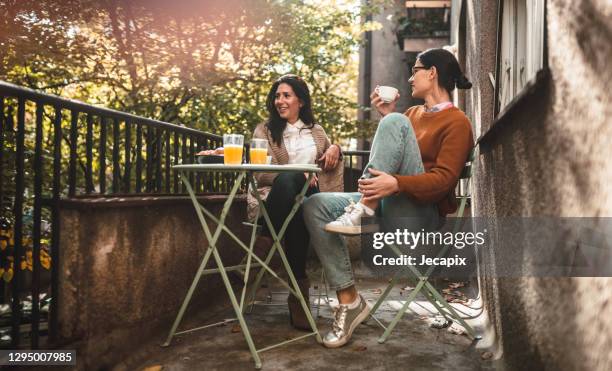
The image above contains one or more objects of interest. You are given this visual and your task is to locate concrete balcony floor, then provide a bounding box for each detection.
[117,264,494,371]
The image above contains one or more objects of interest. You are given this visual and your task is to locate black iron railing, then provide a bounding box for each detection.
[343,150,370,192]
[0,80,230,349]
[0,80,379,350]
[399,6,451,39]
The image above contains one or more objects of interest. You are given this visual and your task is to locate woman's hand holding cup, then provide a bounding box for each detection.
[371,85,399,116]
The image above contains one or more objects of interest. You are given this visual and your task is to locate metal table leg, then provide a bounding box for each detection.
[163,169,322,368]
[246,174,322,343]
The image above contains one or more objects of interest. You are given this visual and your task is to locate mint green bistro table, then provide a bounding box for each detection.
[162,163,323,369]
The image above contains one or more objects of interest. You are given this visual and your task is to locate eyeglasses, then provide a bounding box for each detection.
[411,66,428,76]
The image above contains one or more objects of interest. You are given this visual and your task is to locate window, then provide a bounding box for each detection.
[497,0,545,111]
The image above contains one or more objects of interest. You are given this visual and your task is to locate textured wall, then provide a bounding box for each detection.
[459,0,507,362]
[466,0,612,369]
[461,0,498,138]
[57,196,249,370]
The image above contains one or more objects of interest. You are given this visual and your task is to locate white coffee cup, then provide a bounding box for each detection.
[375,85,399,103]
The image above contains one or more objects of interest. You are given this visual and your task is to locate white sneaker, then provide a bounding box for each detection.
[324,201,378,235]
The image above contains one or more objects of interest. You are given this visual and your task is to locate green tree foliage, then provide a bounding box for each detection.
[0,0,387,232]
[0,0,394,307]
[1,0,375,141]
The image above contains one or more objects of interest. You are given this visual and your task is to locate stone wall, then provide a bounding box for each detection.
[56,195,249,370]
[463,0,612,369]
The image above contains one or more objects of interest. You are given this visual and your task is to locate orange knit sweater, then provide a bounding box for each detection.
[393,105,474,216]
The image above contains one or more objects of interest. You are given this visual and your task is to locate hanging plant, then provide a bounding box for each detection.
[395,7,451,40]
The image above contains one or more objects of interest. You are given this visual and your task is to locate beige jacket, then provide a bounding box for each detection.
[247,122,344,221]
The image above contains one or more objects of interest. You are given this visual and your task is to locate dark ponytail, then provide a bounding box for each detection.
[417,48,472,93]
[455,74,472,89]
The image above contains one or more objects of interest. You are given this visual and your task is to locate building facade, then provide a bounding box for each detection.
[360,0,612,369]
[454,0,612,369]
[358,0,452,126]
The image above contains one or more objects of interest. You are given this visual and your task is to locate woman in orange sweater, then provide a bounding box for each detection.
[303,48,474,348]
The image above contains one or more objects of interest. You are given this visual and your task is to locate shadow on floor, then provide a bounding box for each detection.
[115,264,497,371]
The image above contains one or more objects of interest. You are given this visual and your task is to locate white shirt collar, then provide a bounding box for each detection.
[426,101,454,112]
[287,119,305,129]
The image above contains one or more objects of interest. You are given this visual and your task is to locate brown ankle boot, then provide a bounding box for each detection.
[287,278,313,331]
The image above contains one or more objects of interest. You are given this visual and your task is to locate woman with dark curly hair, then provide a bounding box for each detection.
[249,74,344,330]
[200,74,343,329]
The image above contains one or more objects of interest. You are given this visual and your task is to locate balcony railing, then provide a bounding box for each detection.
[0,80,231,349]
[0,80,374,350]
[343,150,370,192]
[396,2,451,52]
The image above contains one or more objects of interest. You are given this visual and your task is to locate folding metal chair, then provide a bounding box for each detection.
[369,149,480,343]
[239,211,332,315]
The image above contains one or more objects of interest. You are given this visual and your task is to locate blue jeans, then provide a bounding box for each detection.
[303,113,439,290]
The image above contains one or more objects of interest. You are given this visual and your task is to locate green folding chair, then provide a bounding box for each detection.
[237,221,331,314]
[369,149,480,343]
[238,200,332,315]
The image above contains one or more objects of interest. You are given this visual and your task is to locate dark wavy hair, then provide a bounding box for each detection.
[265,74,316,146]
[417,48,472,93]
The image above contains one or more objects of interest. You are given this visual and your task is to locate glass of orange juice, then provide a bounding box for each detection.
[250,139,268,164]
[223,134,244,165]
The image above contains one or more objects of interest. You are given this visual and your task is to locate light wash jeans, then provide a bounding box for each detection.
[303,113,439,291]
